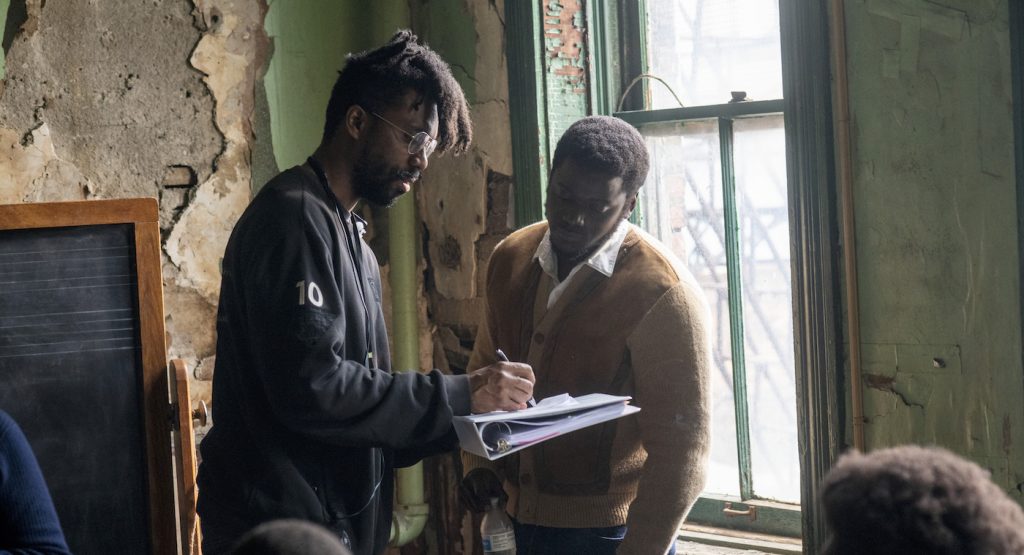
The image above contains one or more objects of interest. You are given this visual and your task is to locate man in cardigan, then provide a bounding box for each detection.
[461,116,711,554]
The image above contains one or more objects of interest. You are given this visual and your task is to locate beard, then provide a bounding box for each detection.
[352,150,420,208]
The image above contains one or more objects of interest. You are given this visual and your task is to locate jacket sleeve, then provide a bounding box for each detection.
[618,281,712,555]
[236,192,470,450]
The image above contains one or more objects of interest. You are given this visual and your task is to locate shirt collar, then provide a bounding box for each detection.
[534,221,632,280]
[351,211,367,237]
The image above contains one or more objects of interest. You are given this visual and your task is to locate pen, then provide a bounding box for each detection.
[496,348,536,407]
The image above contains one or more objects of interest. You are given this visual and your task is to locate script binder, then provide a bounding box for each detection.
[454,393,641,460]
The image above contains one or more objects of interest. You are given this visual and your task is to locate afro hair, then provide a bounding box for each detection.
[322,30,472,155]
[550,115,650,196]
[821,445,1024,555]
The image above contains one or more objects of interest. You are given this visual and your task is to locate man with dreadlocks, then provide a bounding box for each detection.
[460,116,711,555]
[196,31,534,555]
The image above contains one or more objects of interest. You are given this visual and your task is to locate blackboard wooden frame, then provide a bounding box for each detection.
[0,198,181,555]
[172,358,201,554]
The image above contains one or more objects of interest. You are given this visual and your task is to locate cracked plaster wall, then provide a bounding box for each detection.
[406,1,513,553]
[0,0,269,432]
[410,0,512,367]
[845,0,1024,497]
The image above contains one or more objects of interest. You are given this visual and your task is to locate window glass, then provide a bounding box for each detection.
[640,120,740,497]
[733,115,799,503]
[645,0,783,108]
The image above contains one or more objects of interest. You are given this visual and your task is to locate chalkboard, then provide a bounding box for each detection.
[0,199,181,555]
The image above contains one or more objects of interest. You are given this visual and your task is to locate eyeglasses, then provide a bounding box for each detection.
[369,111,438,160]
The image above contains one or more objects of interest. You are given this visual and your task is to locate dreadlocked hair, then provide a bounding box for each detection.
[551,116,650,196]
[322,29,472,155]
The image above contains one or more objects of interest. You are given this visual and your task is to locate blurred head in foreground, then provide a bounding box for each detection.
[230,519,352,555]
[821,445,1024,555]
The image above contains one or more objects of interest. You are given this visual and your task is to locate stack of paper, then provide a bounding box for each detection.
[454,393,640,460]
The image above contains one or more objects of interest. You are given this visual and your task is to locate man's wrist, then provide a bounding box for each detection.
[469,369,485,393]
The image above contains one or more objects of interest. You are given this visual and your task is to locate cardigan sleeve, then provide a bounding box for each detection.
[619,280,712,555]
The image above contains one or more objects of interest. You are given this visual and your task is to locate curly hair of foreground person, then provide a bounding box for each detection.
[821,445,1024,555]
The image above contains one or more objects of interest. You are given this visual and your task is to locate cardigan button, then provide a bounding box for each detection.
[534,332,545,345]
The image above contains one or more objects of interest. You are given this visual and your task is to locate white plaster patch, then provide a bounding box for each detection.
[191,13,253,146]
[419,151,487,300]
[0,124,49,201]
[166,173,250,300]
[0,123,96,203]
[166,0,266,303]
[467,0,513,176]
[471,100,513,177]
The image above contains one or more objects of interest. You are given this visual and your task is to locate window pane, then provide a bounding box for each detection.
[645,0,783,108]
[639,120,739,497]
[733,116,799,503]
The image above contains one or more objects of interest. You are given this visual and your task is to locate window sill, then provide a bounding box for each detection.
[679,524,803,554]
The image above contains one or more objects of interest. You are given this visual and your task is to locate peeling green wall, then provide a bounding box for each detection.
[408,0,477,104]
[845,0,1023,497]
[262,0,410,173]
[0,0,9,79]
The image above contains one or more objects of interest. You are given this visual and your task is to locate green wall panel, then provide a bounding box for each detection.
[0,0,10,80]
[408,0,477,105]
[844,0,1024,497]
[263,1,410,174]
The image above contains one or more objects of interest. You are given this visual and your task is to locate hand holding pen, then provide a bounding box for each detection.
[467,349,535,413]
[497,349,536,407]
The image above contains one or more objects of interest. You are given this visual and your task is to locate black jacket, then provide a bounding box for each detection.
[197,163,470,555]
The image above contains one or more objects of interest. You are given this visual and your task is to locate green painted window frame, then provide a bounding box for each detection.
[1013,0,1024,396]
[505,0,841,550]
[505,1,549,227]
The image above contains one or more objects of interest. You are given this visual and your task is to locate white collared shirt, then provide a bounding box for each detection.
[533,221,633,308]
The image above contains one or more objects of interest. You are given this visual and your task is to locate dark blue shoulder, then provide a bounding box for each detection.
[0,409,19,443]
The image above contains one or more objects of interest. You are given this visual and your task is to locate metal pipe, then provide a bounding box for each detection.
[829,0,865,451]
[388,192,430,545]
